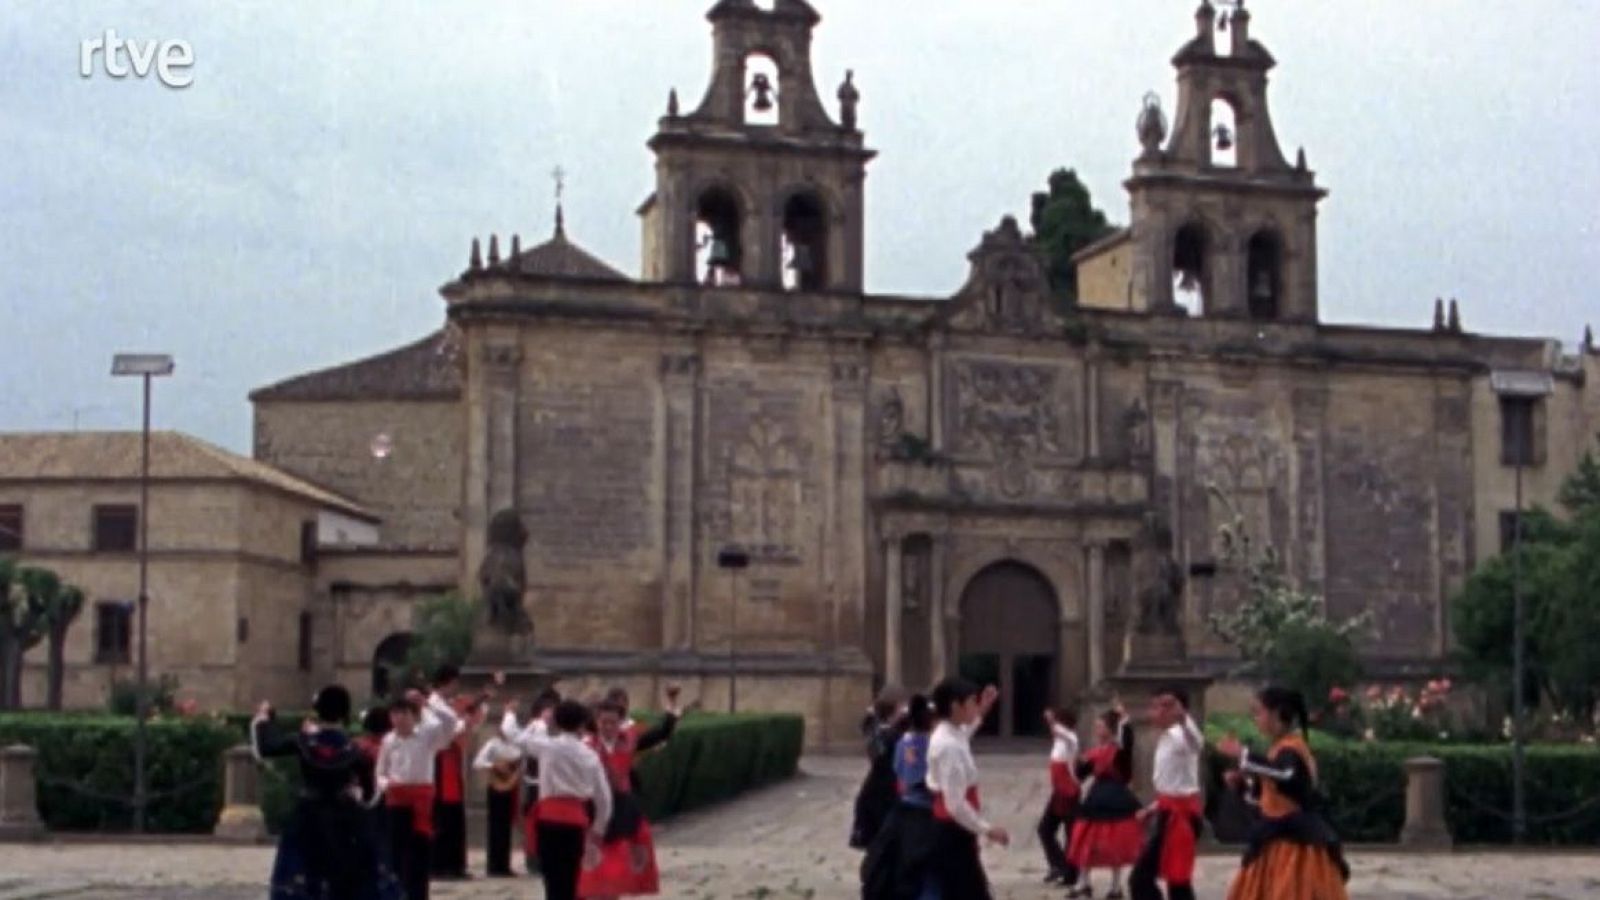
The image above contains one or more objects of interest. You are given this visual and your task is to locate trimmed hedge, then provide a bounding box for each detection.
[1203,713,1600,844]
[2,710,803,835]
[0,713,235,832]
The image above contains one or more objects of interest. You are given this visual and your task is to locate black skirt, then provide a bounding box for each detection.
[1077,777,1142,822]
[860,802,938,900]
[270,794,404,900]
[928,819,991,900]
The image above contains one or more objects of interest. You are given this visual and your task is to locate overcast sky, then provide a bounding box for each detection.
[3,1,1596,453]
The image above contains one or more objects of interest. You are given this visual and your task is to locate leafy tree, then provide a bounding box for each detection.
[386,593,475,697]
[1029,168,1117,306]
[20,568,86,710]
[1454,434,1600,720]
[1204,487,1369,711]
[0,559,48,709]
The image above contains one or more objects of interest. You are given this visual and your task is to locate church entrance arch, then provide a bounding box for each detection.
[957,561,1059,739]
[371,632,413,700]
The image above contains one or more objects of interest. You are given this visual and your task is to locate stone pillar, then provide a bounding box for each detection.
[1400,756,1452,850]
[0,745,44,840]
[484,339,523,516]
[1086,542,1107,684]
[927,334,945,452]
[928,535,948,679]
[213,745,268,843]
[661,351,702,651]
[1085,361,1102,461]
[884,536,904,687]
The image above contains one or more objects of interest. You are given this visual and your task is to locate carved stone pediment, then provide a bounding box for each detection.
[943,216,1063,335]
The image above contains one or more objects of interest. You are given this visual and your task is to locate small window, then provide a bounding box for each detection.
[1500,397,1539,467]
[96,602,133,664]
[298,612,313,672]
[0,504,22,552]
[300,521,318,566]
[1498,511,1524,554]
[93,505,139,553]
[237,616,250,644]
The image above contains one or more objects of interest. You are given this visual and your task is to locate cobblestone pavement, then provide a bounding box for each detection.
[0,755,1595,899]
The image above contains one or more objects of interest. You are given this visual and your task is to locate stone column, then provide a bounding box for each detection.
[1085,360,1102,461]
[884,536,904,687]
[1086,542,1107,684]
[484,339,523,516]
[928,535,949,679]
[660,351,702,651]
[214,745,267,843]
[1400,756,1452,850]
[927,334,946,452]
[0,745,44,840]
[831,358,870,651]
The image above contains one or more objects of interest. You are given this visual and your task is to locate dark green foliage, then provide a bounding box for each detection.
[1453,435,1600,720]
[1203,714,1600,844]
[108,674,182,717]
[633,712,804,822]
[387,594,475,696]
[1261,620,1363,719]
[0,713,236,832]
[1028,168,1116,306]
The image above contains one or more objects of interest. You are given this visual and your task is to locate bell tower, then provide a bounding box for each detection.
[639,0,874,293]
[1125,1,1326,322]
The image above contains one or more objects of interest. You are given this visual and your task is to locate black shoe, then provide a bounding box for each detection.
[1106,889,1125,900]
[1044,870,1067,885]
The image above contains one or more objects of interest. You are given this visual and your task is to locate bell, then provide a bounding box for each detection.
[753,92,774,113]
[1177,270,1199,292]
[707,237,733,268]
[1214,124,1234,152]
[750,74,775,113]
[787,244,814,274]
[1252,270,1273,298]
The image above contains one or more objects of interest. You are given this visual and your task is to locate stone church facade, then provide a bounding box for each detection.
[252,1,1598,746]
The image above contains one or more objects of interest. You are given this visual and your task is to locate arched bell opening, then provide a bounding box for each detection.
[695,188,744,287]
[1172,222,1210,315]
[781,192,828,291]
[1247,230,1283,320]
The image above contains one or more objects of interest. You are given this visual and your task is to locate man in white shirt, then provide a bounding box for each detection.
[1039,706,1083,886]
[1131,686,1204,900]
[503,698,613,900]
[376,688,461,900]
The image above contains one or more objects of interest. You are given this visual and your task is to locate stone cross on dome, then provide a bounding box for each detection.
[551,165,567,236]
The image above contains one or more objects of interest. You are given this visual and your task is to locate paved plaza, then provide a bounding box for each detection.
[0,756,1595,899]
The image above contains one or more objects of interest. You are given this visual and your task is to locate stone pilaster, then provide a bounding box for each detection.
[1291,386,1328,593]
[1086,541,1107,685]
[661,351,702,651]
[928,534,949,679]
[883,535,903,686]
[831,358,869,652]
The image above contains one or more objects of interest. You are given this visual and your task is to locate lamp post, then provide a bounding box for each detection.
[717,547,750,713]
[1490,369,1553,845]
[111,353,174,833]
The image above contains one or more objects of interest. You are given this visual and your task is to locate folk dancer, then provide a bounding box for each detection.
[503,698,615,900]
[925,679,1007,900]
[577,685,684,898]
[859,693,939,900]
[1039,706,1083,888]
[1130,688,1205,900]
[1067,706,1142,899]
[375,686,462,900]
[1217,687,1350,900]
[520,687,565,874]
[851,688,908,850]
[251,685,403,900]
[474,722,527,878]
[431,670,485,880]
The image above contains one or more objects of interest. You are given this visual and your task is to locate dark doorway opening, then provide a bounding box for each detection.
[958,561,1061,740]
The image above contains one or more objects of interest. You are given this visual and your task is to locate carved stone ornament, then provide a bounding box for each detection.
[876,388,906,450]
[478,509,533,636]
[1124,399,1153,460]
[1136,514,1184,636]
[948,216,1057,334]
[1137,91,1168,156]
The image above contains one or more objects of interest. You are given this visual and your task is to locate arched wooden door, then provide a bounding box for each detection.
[958,561,1059,739]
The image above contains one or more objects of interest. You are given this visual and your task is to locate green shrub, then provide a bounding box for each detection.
[107,674,182,716]
[1202,714,1600,844]
[0,712,236,832]
[633,712,803,822]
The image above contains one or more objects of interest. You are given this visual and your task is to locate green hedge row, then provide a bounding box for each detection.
[0,710,805,834]
[1202,714,1600,844]
[0,713,235,832]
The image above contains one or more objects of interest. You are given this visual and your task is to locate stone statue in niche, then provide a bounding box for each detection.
[1123,398,1152,461]
[901,543,924,612]
[876,389,905,451]
[1136,516,1184,636]
[479,509,533,635]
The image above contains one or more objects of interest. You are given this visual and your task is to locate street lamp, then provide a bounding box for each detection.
[717,547,750,713]
[1490,368,1553,845]
[111,352,174,833]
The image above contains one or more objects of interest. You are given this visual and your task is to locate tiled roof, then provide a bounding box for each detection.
[0,431,376,520]
[505,223,628,282]
[249,329,462,403]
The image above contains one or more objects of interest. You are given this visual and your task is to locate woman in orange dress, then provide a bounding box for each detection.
[1216,686,1350,900]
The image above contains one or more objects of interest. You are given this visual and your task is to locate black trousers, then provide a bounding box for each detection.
[1129,811,1196,900]
[486,788,516,875]
[1037,798,1079,881]
[536,821,586,900]
[431,800,468,876]
[386,807,432,900]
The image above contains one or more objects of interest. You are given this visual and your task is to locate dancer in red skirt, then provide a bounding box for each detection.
[577,685,683,898]
[1068,705,1141,898]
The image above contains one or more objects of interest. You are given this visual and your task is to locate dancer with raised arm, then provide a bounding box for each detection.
[1130,688,1205,900]
[1039,706,1083,889]
[252,685,403,900]
[504,696,614,900]
[1068,705,1141,899]
[925,678,1006,900]
[577,684,684,898]
[375,681,462,900]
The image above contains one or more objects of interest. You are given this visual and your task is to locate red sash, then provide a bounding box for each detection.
[386,784,436,837]
[1156,793,1203,884]
[1048,760,1080,815]
[536,796,592,829]
[931,786,981,823]
[435,742,464,804]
